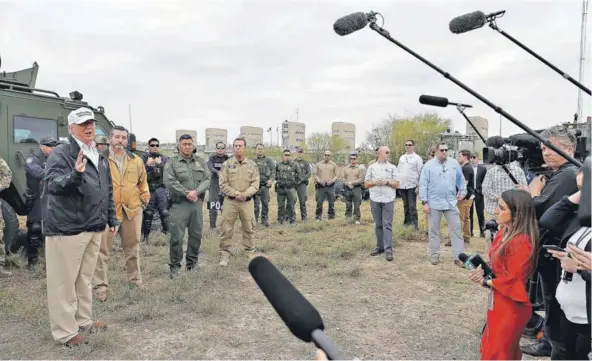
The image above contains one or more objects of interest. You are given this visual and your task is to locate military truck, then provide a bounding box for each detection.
[0,59,138,253]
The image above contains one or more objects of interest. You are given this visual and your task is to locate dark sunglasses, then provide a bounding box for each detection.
[216,146,225,150]
[149,144,159,147]
[440,149,448,152]
[324,154,331,156]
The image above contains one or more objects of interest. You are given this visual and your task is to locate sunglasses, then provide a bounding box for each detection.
[149,144,159,147]
[324,154,331,156]
[440,149,448,152]
[216,146,225,150]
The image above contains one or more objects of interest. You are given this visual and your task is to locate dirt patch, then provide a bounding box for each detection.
[1,197,533,359]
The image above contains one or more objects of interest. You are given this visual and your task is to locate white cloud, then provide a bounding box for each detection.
[0,0,589,147]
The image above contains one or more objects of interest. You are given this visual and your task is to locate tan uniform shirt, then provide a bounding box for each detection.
[314,161,338,183]
[341,165,365,185]
[219,157,260,198]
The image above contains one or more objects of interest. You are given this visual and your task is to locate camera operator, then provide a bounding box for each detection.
[541,168,590,360]
[518,125,579,358]
[481,136,528,256]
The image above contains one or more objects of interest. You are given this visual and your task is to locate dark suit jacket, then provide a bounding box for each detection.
[474,165,487,194]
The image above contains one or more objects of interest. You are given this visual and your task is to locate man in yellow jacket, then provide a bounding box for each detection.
[93,126,150,301]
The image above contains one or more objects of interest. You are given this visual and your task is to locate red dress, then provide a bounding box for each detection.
[480,229,533,360]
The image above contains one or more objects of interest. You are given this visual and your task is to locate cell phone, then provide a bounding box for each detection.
[542,245,565,252]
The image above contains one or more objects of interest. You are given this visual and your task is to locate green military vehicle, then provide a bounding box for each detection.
[0,58,138,253]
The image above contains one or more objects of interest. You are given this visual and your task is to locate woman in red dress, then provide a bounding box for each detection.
[468,189,539,360]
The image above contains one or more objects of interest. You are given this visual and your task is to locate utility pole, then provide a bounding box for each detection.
[577,0,589,122]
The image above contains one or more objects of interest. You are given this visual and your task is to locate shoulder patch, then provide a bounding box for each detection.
[26,157,33,164]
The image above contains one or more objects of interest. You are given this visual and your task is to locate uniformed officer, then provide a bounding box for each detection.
[253,143,275,227]
[218,137,260,266]
[95,135,109,154]
[206,141,229,232]
[24,136,57,270]
[314,150,339,221]
[163,134,211,279]
[275,150,301,224]
[340,153,365,224]
[0,156,13,277]
[141,137,170,242]
[293,148,311,221]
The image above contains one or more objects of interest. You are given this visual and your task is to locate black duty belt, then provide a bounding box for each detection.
[227,195,253,202]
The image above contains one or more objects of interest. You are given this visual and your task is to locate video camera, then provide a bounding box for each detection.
[482,128,589,174]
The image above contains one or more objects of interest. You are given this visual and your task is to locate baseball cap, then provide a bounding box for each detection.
[68,107,96,125]
[39,136,58,147]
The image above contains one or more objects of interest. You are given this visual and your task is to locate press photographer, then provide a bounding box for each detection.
[516,125,580,358]
[481,135,528,258]
[542,168,591,360]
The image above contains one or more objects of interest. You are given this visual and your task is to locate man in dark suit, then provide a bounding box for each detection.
[470,153,486,237]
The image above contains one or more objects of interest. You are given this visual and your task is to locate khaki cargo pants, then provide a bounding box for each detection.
[219,198,256,261]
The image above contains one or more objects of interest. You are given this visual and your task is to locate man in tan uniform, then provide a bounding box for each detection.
[0,156,13,277]
[340,153,365,224]
[218,137,260,266]
[93,126,150,301]
[314,150,339,221]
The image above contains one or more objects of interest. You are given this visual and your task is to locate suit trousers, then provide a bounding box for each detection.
[46,231,102,343]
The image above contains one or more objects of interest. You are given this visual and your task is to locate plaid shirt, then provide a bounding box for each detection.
[482,162,528,216]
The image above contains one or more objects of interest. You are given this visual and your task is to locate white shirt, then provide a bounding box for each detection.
[556,226,591,324]
[365,160,399,203]
[73,136,99,169]
[397,152,423,189]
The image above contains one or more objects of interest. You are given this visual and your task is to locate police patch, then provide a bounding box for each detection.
[228,164,236,169]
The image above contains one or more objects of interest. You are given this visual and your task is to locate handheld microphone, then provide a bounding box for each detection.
[449,10,591,95]
[459,253,495,279]
[248,256,345,360]
[333,12,372,36]
[333,10,583,168]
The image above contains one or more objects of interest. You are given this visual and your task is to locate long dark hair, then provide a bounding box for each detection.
[497,189,539,277]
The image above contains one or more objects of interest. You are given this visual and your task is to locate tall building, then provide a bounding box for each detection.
[465,116,488,154]
[281,120,306,150]
[205,128,228,151]
[239,126,263,148]
[331,122,356,151]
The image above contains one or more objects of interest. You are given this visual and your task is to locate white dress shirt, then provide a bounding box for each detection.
[365,160,399,203]
[397,152,423,189]
[73,136,99,169]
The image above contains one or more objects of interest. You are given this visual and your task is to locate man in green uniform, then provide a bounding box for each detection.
[340,153,365,224]
[293,148,311,221]
[253,143,275,227]
[275,150,301,224]
[164,134,211,279]
[218,137,260,266]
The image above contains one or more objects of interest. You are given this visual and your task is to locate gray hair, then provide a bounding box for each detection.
[540,125,576,148]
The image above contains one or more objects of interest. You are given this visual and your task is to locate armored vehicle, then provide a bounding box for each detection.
[0,59,137,253]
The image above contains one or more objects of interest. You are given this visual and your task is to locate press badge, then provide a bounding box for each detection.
[487,287,494,310]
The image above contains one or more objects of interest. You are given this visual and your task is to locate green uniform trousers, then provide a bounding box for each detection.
[296,182,308,220]
[169,200,203,270]
[277,186,296,223]
[344,186,362,221]
[254,186,270,223]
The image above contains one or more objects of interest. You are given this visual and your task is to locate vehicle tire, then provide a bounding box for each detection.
[1,198,22,255]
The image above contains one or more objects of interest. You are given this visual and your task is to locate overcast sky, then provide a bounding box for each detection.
[1,0,590,146]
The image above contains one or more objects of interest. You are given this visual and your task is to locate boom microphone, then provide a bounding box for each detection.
[419,95,449,107]
[449,10,591,95]
[333,12,371,36]
[248,256,345,360]
[333,10,583,168]
[449,10,505,34]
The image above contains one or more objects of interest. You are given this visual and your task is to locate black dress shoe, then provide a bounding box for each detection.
[520,342,551,357]
[370,249,384,256]
[385,252,393,261]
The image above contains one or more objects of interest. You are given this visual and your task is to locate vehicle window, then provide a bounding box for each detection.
[95,126,107,136]
[13,116,58,144]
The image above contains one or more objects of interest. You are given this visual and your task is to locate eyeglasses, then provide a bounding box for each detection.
[324,154,330,156]
[439,149,448,152]
[149,144,159,147]
[216,146,225,150]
